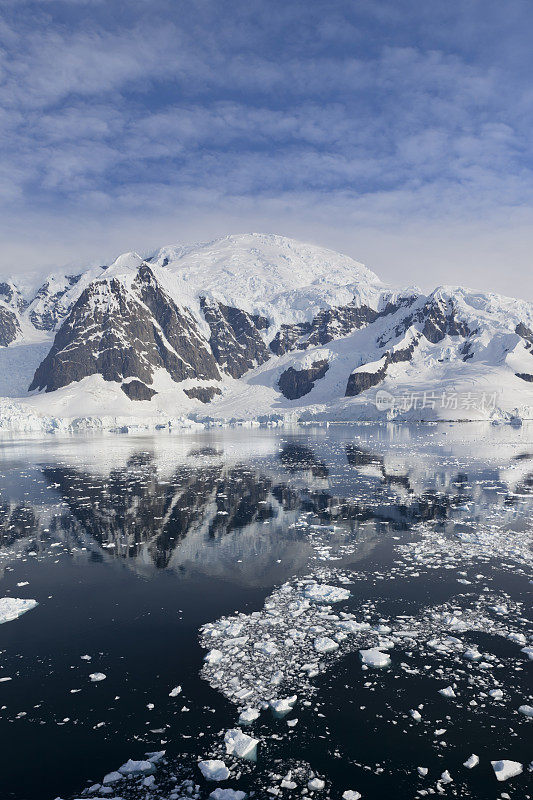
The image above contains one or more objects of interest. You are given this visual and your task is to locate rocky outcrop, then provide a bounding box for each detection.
[200,297,270,378]
[184,386,222,403]
[0,282,27,312]
[278,359,329,399]
[29,266,220,392]
[385,296,471,347]
[345,339,418,397]
[121,380,157,401]
[0,305,20,346]
[386,339,418,363]
[345,363,388,397]
[270,297,415,356]
[516,322,533,350]
[28,274,83,331]
[516,372,533,382]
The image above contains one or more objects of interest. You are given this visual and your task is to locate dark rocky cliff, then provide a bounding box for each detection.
[29,266,220,393]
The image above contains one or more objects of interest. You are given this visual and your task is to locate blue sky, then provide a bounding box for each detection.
[1,0,533,298]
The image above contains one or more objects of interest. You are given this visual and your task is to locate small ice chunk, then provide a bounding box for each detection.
[489,689,503,700]
[464,648,482,661]
[521,646,533,660]
[303,584,350,603]
[410,709,422,722]
[342,792,361,800]
[463,754,479,769]
[169,686,182,697]
[89,673,107,682]
[102,772,123,784]
[518,704,533,718]
[205,649,224,665]
[314,636,338,654]
[491,760,523,781]
[0,597,38,624]
[440,770,453,784]
[417,767,428,776]
[209,790,247,800]
[439,686,456,698]
[270,696,297,716]
[224,728,258,759]
[238,708,260,725]
[307,777,325,791]
[199,760,230,781]
[337,620,370,633]
[359,648,391,668]
[119,759,155,776]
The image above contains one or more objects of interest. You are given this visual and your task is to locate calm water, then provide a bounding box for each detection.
[0,424,531,800]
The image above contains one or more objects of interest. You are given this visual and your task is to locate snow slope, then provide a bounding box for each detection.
[149,233,387,326]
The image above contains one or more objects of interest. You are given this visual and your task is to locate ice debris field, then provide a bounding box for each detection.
[0,425,531,800]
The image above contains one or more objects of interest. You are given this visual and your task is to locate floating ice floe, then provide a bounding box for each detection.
[518,704,533,718]
[463,754,479,769]
[0,597,38,624]
[224,729,258,760]
[119,759,155,776]
[199,760,230,781]
[359,648,391,668]
[205,648,224,664]
[307,777,325,791]
[89,672,106,682]
[303,583,351,603]
[491,759,523,781]
[102,771,123,784]
[209,789,247,800]
[238,707,260,724]
[169,685,182,697]
[439,686,456,698]
[342,791,361,800]
[314,636,338,653]
[270,696,298,716]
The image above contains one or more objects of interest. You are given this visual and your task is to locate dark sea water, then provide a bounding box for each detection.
[0,424,531,800]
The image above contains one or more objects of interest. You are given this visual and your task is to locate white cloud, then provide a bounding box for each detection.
[0,0,532,301]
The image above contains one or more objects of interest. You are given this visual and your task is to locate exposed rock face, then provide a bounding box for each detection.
[29,274,83,331]
[270,297,415,356]
[516,322,533,350]
[200,297,270,378]
[136,266,220,381]
[0,282,27,312]
[29,266,220,392]
[0,305,20,346]
[121,380,157,401]
[278,359,329,399]
[345,363,388,397]
[385,339,418,363]
[184,386,222,403]
[345,339,419,397]
[385,296,471,346]
[461,341,474,361]
[516,372,533,382]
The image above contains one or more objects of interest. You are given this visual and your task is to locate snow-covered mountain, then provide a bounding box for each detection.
[1,233,532,430]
